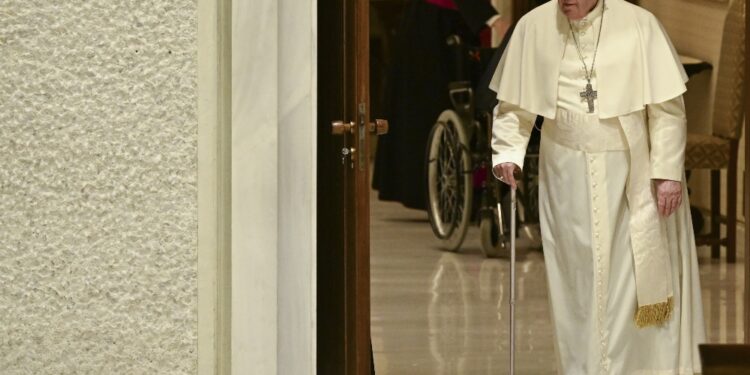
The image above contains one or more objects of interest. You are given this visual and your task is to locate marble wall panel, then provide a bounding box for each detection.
[277,0,317,373]
[231,0,279,374]
[233,0,317,371]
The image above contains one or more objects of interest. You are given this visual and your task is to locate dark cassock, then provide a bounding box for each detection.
[490,0,705,373]
[372,0,500,210]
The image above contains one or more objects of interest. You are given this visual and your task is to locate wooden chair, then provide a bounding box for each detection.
[685,0,745,263]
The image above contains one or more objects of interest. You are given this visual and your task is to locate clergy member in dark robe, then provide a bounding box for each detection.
[372,0,510,210]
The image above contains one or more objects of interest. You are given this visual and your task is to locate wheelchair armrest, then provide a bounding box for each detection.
[448,81,474,115]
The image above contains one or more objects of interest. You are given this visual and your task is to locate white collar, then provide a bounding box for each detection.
[570,0,605,30]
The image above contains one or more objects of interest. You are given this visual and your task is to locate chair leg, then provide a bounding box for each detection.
[726,142,739,263]
[711,170,721,259]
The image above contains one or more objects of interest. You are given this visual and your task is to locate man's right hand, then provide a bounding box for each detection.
[493,162,520,189]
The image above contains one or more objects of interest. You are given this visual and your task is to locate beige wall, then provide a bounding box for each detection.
[0,1,201,373]
[641,0,745,232]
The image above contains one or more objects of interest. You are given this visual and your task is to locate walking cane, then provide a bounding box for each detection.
[497,188,517,375]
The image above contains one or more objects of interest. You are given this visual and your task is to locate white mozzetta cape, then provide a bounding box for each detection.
[489,0,690,327]
[489,0,688,120]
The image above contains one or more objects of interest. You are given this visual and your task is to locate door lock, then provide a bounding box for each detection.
[331,116,387,170]
[341,147,356,168]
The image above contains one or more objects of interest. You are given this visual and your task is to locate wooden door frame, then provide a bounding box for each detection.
[352,0,372,372]
[317,0,372,373]
[744,0,749,343]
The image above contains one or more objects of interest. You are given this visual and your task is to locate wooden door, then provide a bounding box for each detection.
[744,0,749,342]
[318,0,386,373]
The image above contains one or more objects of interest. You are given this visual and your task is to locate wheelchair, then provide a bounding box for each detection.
[425,35,542,258]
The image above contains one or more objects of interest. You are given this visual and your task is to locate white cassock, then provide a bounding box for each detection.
[489,0,706,374]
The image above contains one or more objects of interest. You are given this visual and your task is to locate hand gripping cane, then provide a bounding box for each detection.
[497,188,517,375]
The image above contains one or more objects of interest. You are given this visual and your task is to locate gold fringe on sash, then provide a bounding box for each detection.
[634,297,674,328]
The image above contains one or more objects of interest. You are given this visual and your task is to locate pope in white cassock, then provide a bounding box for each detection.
[489,0,706,373]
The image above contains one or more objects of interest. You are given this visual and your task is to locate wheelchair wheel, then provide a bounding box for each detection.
[479,192,511,258]
[426,110,473,252]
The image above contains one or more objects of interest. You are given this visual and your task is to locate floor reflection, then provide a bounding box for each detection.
[700,254,745,343]
[372,192,746,374]
[428,253,470,374]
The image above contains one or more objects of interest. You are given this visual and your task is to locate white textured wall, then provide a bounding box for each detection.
[0,1,198,373]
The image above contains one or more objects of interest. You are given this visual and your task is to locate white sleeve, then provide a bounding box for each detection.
[647,95,687,182]
[491,101,536,178]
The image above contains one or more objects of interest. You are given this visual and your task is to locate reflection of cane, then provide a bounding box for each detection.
[497,188,517,375]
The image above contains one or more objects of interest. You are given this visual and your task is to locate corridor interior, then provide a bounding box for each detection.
[370,192,746,374]
[368,0,745,373]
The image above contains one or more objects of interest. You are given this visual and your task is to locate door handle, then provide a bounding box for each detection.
[331,120,355,135]
[331,117,387,170]
[369,119,389,135]
[333,119,387,135]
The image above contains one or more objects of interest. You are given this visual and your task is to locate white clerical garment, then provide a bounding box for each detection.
[490,0,706,374]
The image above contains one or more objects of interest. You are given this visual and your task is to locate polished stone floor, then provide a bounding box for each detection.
[370,193,745,374]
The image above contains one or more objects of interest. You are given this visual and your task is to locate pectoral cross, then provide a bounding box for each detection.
[580,82,598,113]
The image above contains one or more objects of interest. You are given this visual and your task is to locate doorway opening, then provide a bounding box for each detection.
[316,0,750,374]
